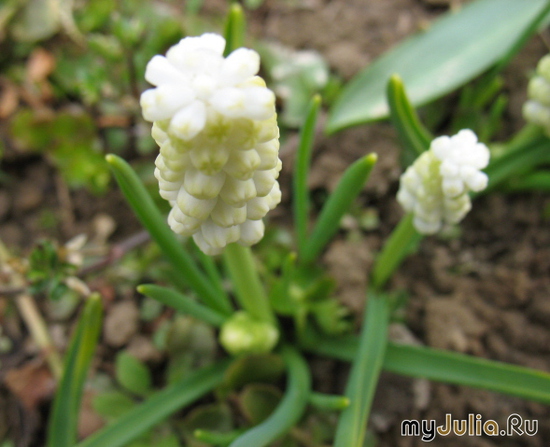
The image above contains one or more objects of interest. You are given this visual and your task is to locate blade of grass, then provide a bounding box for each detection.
[301,153,377,264]
[387,75,432,161]
[229,345,311,447]
[293,95,322,257]
[504,170,550,192]
[300,330,550,405]
[309,392,350,411]
[77,359,231,447]
[484,136,550,192]
[333,292,391,447]
[224,3,245,56]
[106,154,232,316]
[137,284,227,327]
[47,294,103,447]
[383,343,550,405]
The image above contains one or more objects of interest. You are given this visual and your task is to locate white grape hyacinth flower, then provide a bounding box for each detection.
[141,33,281,255]
[397,129,490,234]
[523,54,550,136]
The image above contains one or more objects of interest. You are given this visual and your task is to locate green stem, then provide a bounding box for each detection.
[229,345,311,447]
[333,291,391,447]
[192,239,229,300]
[223,243,275,324]
[370,213,422,291]
[106,155,232,316]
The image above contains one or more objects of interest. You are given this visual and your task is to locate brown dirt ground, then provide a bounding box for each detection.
[1,0,549,446]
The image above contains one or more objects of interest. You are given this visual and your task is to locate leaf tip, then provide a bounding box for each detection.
[365,152,378,166]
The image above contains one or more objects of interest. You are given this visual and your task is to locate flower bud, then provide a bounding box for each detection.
[141,33,281,254]
[219,311,279,356]
[397,129,490,234]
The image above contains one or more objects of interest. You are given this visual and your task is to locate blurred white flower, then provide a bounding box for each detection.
[141,33,281,255]
[523,54,550,135]
[397,129,490,234]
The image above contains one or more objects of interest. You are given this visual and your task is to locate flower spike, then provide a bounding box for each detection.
[397,129,490,234]
[523,54,550,135]
[141,33,281,254]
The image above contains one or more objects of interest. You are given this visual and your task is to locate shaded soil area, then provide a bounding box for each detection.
[1,0,549,446]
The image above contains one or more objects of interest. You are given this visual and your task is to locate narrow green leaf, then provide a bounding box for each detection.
[301,153,377,264]
[384,343,550,405]
[387,74,432,162]
[47,294,103,447]
[504,170,550,192]
[138,284,226,327]
[229,345,311,447]
[327,0,550,132]
[77,359,231,447]
[484,135,550,192]
[106,154,232,316]
[371,213,422,291]
[116,352,152,397]
[333,292,390,447]
[223,3,245,56]
[300,331,550,405]
[309,392,350,411]
[293,95,322,257]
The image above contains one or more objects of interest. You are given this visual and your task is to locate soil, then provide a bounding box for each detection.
[1,0,549,446]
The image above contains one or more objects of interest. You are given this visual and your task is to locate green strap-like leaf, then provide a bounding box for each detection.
[138,284,227,327]
[333,292,390,447]
[484,132,550,192]
[504,170,550,192]
[309,392,350,411]
[293,95,322,257]
[224,3,245,56]
[47,294,103,447]
[229,345,311,447]
[300,330,550,405]
[301,153,377,264]
[77,359,231,447]
[106,154,232,316]
[327,0,550,132]
[387,74,432,163]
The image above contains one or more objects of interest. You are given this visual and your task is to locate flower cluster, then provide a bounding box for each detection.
[523,54,550,135]
[141,33,281,255]
[397,130,490,234]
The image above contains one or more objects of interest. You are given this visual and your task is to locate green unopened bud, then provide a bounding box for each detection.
[219,311,279,356]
